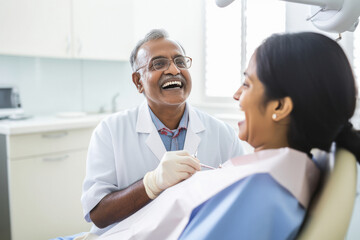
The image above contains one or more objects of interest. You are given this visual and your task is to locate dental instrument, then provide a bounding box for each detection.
[193,150,221,169]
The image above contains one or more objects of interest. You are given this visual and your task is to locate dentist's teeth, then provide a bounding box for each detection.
[161,81,182,89]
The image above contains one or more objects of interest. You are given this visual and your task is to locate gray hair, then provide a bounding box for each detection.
[129,29,185,71]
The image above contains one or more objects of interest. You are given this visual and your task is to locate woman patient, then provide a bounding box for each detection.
[98,32,360,240]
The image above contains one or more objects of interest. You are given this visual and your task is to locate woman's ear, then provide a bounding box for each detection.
[132,72,143,93]
[272,97,293,121]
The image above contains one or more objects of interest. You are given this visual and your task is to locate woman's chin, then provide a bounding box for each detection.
[237,130,247,142]
[238,133,247,142]
[237,120,247,141]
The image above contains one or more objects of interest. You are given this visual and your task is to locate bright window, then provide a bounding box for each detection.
[354,28,360,91]
[352,28,360,129]
[205,0,286,98]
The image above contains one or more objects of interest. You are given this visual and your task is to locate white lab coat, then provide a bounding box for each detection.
[81,101,244,235]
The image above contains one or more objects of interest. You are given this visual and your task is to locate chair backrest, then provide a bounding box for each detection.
[298,148,358,240]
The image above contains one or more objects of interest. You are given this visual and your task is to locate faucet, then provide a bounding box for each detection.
[112,93,120,113]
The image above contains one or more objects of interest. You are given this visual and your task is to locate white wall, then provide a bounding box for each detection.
[0,55,144,115]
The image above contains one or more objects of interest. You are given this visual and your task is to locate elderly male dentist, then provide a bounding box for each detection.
[81,29,244,235]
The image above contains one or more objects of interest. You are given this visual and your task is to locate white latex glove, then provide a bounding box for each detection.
[143,150,201,199]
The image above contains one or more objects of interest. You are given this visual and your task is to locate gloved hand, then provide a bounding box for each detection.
[143,150,201,199]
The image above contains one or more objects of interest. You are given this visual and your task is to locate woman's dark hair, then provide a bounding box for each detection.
[255,32,360,161]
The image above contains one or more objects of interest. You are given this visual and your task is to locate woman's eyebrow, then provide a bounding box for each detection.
[243,71,253,81]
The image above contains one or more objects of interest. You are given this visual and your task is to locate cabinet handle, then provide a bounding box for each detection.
[43,154,69,162]
[41,132,68,139]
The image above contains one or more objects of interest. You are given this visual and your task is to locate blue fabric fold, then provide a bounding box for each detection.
[179,173,305,240]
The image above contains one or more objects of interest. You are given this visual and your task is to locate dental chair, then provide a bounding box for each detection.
[298,148,358,240]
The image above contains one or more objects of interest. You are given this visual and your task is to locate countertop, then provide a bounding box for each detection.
[0,113,110,135]
[0,111,246,136]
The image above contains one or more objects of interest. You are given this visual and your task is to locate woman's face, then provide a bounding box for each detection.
[233,53,286,151]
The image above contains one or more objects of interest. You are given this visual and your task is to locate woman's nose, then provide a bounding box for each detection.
[233,87,242,101]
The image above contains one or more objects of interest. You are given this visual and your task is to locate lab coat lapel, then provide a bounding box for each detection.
[184,103,205,155]
[136,101,166,162]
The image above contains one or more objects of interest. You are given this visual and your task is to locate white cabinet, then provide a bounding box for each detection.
[0,0,72,58]
[133,0,201,42]
[2,128,93,240]
[0,0,133,60]
[0,0,203,61]
[9,151,89,240]
[72,0,134,60]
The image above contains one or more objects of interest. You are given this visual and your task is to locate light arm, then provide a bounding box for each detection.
[280,0,343,10]
[215,0,360,33]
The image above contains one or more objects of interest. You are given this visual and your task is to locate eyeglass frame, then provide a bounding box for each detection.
[135,56,192,72]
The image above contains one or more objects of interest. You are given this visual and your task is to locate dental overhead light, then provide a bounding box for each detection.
[215,0,360,34]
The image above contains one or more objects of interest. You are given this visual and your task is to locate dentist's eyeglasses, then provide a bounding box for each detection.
[136,56,192,72]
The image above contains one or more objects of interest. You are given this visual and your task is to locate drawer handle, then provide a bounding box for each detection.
[43,155,69,162]
[42,132,68,139]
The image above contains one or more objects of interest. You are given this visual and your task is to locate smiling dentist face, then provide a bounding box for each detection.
[132,38,192,112]
[233,53,289,151]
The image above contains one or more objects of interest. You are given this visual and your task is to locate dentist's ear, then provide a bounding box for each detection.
[272,97,293,122]
[132,72,143,93]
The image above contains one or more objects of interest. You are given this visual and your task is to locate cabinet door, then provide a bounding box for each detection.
[72,0,134,60]
[9,150,91,240]
[0,0,72,58]
[132,0,203,48]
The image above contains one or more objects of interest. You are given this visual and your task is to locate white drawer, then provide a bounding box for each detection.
[9,128,94,159]
[9,150,92,240]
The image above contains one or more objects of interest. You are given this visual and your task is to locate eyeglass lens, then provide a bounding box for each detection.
[152,57,191,71]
